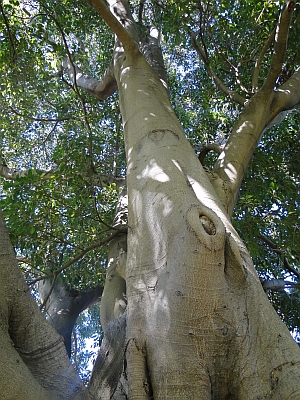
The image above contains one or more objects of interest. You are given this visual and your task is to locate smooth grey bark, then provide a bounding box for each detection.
[38,279,103,357]
[85,1,300,399]
[116,49,300,400]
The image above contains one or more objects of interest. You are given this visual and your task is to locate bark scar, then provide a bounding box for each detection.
[148,129,179,143]
[186,204,225,250]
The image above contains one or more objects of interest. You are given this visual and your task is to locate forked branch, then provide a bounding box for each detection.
[212,1,297,217]
[190,32,246,106]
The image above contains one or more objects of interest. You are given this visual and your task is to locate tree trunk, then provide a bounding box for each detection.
[106,49,300,399]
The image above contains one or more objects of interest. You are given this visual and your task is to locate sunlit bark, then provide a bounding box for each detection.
[86,1,300,398]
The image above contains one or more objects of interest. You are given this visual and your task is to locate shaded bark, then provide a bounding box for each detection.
[89,314,127,398]
[1,0,299,398]
[116,48,300,400]
[38,279,103,357]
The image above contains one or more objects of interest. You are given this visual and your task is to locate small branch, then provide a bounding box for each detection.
[258,233,300,280]
[61,57,117,100]
[190,32,246,106]
[73,330,78,370]
[252,28,276,92]
[0,2,17,61]
[261,278,300,291]
[268,67,300,121]
[283,257,300,280]
[207,27,250,96]
[0,161,126,189]
[6,104,72,122]
[198,143,224,165]
[234,62,250,95]
[138,0,145,24]
[16,256,32,264]
[0,164,56,181]
[51,15,96,171]
[29,228,127,285]
[262,278,285,291]
[39,274,58,310]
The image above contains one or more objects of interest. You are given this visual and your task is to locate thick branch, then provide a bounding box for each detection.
[268,67,300,122]
[140,32,169,94]
[88,314,127,397]
[39,279,103,357]
[262,1,295,93]
[86,0,139,54]
[0,164,56,181]
[211,79,296,216]
[212,91,271,216]
[0,209,88,399]
[211,2,297,216]
[62,57,117,100]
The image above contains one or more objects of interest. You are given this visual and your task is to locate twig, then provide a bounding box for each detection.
[49,13,95,171]
[0,2,17,61]
[190,32,246,106]
[3,103,72,122]
[258,233,300,279]
[29,228,127,285]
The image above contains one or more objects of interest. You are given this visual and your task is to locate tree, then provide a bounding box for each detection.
[0,0,300,399]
